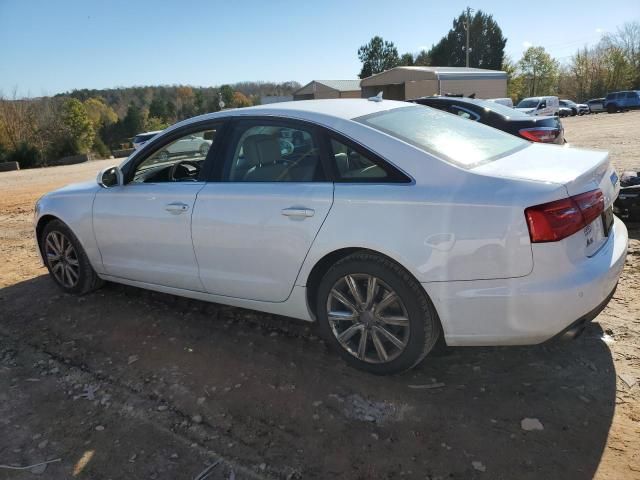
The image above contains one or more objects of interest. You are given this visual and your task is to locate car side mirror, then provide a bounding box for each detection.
[97,165,123,188]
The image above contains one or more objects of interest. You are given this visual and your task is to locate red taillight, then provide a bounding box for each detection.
[519,127,560,143]
[525,189,604,242]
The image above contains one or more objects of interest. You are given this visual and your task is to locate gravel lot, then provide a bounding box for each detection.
[1,111,639,479]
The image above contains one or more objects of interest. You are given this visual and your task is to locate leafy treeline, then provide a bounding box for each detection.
[358,10,507,78]
[358,11,639,102]
[0,81,300,168]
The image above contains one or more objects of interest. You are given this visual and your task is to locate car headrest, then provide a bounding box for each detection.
[243,135,281,167]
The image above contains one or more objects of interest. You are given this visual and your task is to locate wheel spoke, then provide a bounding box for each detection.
[66,265,79,281]
[373,325,406,350]
[66,257,79,267]
[46,237,59,255]
[371,330,389,361]
[52,262,64,282]
[345,275,364,307]
[374,291,398,316]
[337,323,363,345]
[328,311,357,322]
[330,288,357,313]
[46,252,60,262]
[377,315,409,327]
[64,243,74,257]
[53,232,64,253]
[365,276,378,309]
[357,328,368,360]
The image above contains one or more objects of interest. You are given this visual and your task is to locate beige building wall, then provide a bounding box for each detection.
[439,78,507,98]
[339,90,361,98]
[404,79,439,99]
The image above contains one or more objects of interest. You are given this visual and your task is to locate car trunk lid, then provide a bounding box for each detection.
[474,143,620,256]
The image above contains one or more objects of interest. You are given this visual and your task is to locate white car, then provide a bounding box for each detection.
[132,131,162,150]
[34,99,628,374]
[516,96,560,116]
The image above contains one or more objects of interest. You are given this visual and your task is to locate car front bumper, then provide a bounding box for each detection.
[424,217,628,346]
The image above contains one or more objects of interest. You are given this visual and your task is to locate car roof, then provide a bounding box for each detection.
[135,131,162,137]
[170,99,411,131]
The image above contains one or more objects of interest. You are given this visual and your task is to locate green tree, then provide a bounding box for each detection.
[428,9,506,69]
[502,55,524,101]
[83,97,117,130]
[414,50,431,66]
[61,98,94,154]
[121,103,145,137]
[219,85,234,108]
[518,46,559,96]
[149,97,168,120]
[399,52,415,66]
[145,116,168,131]
[357,36,400,79]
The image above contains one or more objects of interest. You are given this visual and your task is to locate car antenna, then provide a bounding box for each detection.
[368,91,383,102]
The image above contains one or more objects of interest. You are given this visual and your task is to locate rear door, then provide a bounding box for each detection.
[192,117,334,302]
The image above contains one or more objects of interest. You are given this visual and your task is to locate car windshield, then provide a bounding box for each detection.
[356,106,527,169]
[516,99,539,108]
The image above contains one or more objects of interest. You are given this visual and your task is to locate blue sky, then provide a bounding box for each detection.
[1,0,638,97]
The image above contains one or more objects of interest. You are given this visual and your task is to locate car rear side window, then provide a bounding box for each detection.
[356,106,527,169]
[225,123,326,182]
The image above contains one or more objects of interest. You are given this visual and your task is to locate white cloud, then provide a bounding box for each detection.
[522,41,533,49]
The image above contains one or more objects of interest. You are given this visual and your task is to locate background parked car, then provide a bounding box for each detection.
[558,106,573,118]
[604,91,640,113]
[515,96,559,116]
[486,97,514,108]
[132,131,162,150]
[614,171,640,219]
[587,98,606,113]
[410,96,565,144]
[559,100,589,116]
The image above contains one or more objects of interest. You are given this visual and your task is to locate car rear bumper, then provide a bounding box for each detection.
[424,217,628,346]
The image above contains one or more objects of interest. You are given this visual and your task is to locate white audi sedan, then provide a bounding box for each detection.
[34,99,628,374]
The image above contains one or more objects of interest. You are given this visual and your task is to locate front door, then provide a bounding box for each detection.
[192,118,334,302]
[93,124,220,291]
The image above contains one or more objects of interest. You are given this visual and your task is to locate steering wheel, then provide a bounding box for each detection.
[168,160,201,181]
[279,138,295,156]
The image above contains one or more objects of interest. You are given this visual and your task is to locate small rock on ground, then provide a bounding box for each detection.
[521,418,544,431]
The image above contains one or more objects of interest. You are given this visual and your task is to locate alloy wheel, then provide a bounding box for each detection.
[44,231,80,288]
[326,274,410,364]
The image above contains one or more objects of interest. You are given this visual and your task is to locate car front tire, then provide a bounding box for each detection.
[316,252,441,375]
[41,220,104,295]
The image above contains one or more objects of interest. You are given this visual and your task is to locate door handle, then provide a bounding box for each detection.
[281,207,315,218]
[165,202,190,214]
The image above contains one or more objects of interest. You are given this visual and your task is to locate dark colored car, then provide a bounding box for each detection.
[410,96,565,144]
[614,171,640,219]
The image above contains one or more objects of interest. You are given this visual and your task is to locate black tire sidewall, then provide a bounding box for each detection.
[41,220,97,295]
[316,254,438,375]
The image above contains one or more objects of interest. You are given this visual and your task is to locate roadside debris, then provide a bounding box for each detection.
[193,460,220,480]
[619,373,637,388]
[521,418,544,431]
[0,458,61,474]
[408,382,445,390]
[472,460,486,472]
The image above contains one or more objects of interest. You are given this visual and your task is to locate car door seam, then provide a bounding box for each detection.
[190,183,209,292]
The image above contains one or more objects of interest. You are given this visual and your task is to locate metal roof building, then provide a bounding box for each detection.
[293,80,362,100]
[360,66,507,100]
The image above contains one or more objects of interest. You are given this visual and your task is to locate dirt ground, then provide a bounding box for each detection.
[1,111,639,480]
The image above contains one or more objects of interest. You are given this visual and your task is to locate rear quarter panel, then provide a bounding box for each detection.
[295,132,569,284]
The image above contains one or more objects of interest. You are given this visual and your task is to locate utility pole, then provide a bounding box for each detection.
[464,7,474,67]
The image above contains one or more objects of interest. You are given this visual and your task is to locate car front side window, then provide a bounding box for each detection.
[131,127,218,184]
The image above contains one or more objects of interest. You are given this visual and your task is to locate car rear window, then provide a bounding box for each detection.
[356,106,527,169]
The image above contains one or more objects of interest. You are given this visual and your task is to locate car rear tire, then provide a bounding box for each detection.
[41,220,104,295]
[316,252,441,375]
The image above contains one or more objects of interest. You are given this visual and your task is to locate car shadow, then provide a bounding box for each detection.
[0,274,618,479]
